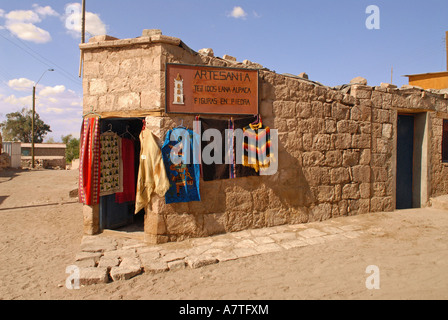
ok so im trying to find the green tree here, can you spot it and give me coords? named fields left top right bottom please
left=62, top=134, right=80, bottom=164
left=45, top=137, right=57, bottom=143
left=0, top=108, right=51, bottom=143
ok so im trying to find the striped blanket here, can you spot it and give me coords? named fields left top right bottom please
left=242, top=122, right=271, bottom=172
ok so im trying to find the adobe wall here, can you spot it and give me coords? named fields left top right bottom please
left=80, top=30, right=448, bottom=243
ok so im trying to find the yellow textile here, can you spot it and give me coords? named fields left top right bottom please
left=135, top=129, right=170, bottom=213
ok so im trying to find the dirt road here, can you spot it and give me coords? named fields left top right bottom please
left=0, top=169, right=447, bottom=300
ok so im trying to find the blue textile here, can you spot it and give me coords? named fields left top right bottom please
left=162, top=128, right=201, bottom=204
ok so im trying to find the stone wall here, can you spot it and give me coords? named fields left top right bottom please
left=80, top=30, right=448, bottom=243
left=430, top=113, right=448, bottom=197
left=0, top=153, right=10, bottom=170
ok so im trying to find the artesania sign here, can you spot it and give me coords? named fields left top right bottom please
left=165, top=63, right=259, bottom=115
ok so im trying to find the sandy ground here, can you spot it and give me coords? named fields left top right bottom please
left=0, top=168, right=447, bottom=300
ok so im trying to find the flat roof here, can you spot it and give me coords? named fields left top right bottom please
left=21, top=156, right=65, bottom=160
left=404, top=71, right=448, bottom=77
left=21, top=143, right=66, bottom=148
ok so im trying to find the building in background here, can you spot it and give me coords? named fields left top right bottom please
left=404, top=31, right=448, bottom=90
left=21, top=143, right=66, bottom=169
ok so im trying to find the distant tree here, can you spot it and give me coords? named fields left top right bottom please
left=62, top=134, right=80, bottom=164
left=0, top=108, right=51, bottom=143
left=45, top=137, right=57, bottom=143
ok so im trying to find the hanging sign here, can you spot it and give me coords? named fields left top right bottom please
left=165, top=63, right=259, bottom=115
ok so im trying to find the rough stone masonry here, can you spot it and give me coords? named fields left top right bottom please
left=79, top=29, right=448, bottom=244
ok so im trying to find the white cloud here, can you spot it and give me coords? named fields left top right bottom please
left=5, top=21, right=52, bottom=43
left=0, top=81, right=83, bottom=141
left=228, top=6, right=247, bottom=19
left=3, top=94, right=32, bottom=107
left=32, top=4, right=59, bottom=18
left=39, top=85, right=66, bottom=97
left=5, top=10, right=41, bottom=23
left=45, top=106, right=64, bottom=113
left=64, top=3, right=107, bottom=38
left=2, top=6, right=58, bottom=44
left=8, top=78, right=35, bottom=91
left=1, top=82, right=81, bottom=114
left=49, top=117, right=82, bottom=140
left=70, top=101, right=82, bottom=107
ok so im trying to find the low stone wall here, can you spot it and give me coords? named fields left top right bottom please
left=0, top=153, right=10, bottom=170
left=21, top=158, right=66, bottom=169
left=80, top=30, right=448, bottom=243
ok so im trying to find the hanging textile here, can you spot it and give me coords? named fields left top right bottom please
left=135, top=129, right=170, bottom=213
left=99, top=132, right=123, bottom=196
left=115, top=138, right=136, bottom=204
left=232, top=116, right=259, bottom=178
left=193, top=115, right=203, bottom=177
left=79, top=117, right=101, bottom=205
left=200, top=116, right=259, bottom=181
left=228, top=118, right=235, bottom=179
left=242, top=120, right=272, bottom=172
left=162, top=128, right=201, bottom=204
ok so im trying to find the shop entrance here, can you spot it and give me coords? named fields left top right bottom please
left=396, top=113, right=429, bottom=209
left=98, top=118, right=144, bottom=232
left=396, top=114, right=414, bottom=209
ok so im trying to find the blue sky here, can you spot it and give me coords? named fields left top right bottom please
left=1, top=0, right=448, bottom=141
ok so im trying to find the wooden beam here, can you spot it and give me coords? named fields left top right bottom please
left=82, top=109, right=165, bottom=119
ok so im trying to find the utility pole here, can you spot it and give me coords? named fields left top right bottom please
left=31, top=69, right=54, bottom=168
left=31, top=85, right=36, bottom=168
left=79, top=0, right=86, bottom=77
left=446, top=31, right=448, bottom=71
left=391, top=66, right=393, bottom=84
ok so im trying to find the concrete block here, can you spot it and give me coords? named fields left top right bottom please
left=186, top=256, right=219, bottom=269
left=143, top=260, right=169, bottom=274
left=232, top=248, right=259, bottom=259
left=98, top=257, right=120, bottom=270
left=79, top=267, right=109, bottom=285
left=298, top=228, right=327, bottom=238
left=269, top=232, right=297, bottom=242
left=75, top=251, right=103, bottom=263
left=280, top=239, right=308, bottom=250
left=214, top=251, right=238, bottom=262
left=162, top=251, right=187, bottom=263
left=254, top=243, right=283, bottom=254
left=110, top=265, right=142, bottom=281
left=167, top=260, right=186, bottom=271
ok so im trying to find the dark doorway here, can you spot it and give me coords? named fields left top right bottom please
left=396, top=115, right=414, bottom=209
left=99, top=118, right=144, bottom=231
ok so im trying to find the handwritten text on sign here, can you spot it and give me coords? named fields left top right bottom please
left=166, top=64, right=259, bottom=115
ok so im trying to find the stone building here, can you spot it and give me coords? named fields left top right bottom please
left=21, top=143, right=66, bottom=169
left=79, top=29, right=448, bottom=244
